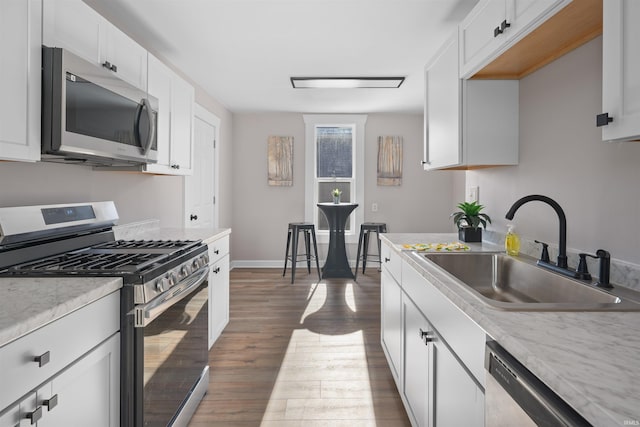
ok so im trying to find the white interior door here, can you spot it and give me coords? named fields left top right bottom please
left=184, top=105, right=220, bottom=229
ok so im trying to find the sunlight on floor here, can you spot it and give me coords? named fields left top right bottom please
left=261, top=281, right=375, bottom=425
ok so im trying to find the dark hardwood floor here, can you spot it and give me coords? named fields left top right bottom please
left=189, top=267, right=411, bottom=426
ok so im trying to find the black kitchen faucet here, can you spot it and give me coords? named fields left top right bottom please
left=505, top=194, right=612, bottom=286
left=505, top=194, right=573, bottom=277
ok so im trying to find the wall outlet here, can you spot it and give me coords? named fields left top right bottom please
left=468, top=186, right=479, bottom=203
left=372, top=202, right=379, bottom=212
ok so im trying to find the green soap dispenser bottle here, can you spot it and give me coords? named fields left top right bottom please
left=505, top=225, right=520, bottom=256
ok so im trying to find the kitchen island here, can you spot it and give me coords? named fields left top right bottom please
left=382, top=233, right=640, bottom=426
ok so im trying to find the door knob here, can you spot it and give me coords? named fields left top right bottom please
left=190, top=214, right=198, bottom=221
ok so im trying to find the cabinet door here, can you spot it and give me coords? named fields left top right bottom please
left=40, top=333, right=120, bottom=427
left=42, top=0, right=104, bottom=65
left=381, top=269, right=403, bottom=386
left=459, top=0, right=507, bottom=77
left=0, top=0, right=41, bottom=162
left=425, top=34, right=461, bottom=170
left=104, top=25, right=148, bottom=90
left=432, top=336, right=484, bottom=427
left=601, top=0, right=640, bottom=142
left=170, top=75, right=195, bottom=174
left=402, top=295, right=430, bottom=427
left=0, top=394, right=38, bottom=427
left=146, top=54, right=173, bottom=172
left=209, top=254, right=230, bottom=348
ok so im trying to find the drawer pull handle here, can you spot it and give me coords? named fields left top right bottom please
left=213, top=267, right=221, bottom=274
left=43, top=394, right=59, bottom=411
left=214, top=249, right=220, bottom=255
left=34, top=351, right=50, bottom=367
left=419, top=328, right=433, bottom=344
left=384, top=257, right=390, bottom=263
left=26, top=406, right=43, bottom=424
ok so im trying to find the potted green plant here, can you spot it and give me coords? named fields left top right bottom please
left=451, top=201, right=491, bottom=242
left=331, top=188, right=342, bottom=204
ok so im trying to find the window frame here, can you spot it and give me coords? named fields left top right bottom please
left=304, top=114, right=366, bottom=245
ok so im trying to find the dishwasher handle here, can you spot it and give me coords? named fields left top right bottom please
left=485, top=341, right=592, bottom=427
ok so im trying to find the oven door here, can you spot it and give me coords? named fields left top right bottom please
left=134, top=267, right=209, bottom=426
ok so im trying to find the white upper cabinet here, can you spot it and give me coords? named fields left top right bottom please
left=0, top=0, right=41, bottom=162
left=459, top=0, right=570, bottom=78
left=145, top=54, right=173, bottom=173
left=424, top=32, right=519, bottom=170
left=144, top=54, right=194, bottom=175
left=43, top=0, right=147, bottom=90
left=170, top=75, right=195, bottom=174
left=600, top=0, right=640, bottom=142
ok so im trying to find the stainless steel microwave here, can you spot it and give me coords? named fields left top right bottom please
left=41, top=46, right=158, bottom=166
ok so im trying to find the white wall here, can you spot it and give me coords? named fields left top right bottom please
left=231, top=112, right=461, bottom=264
left=467, top=36, right=640, bottom=266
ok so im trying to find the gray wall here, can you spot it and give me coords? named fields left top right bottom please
left=467, top=36, right=640, bottom=266
left=231, top=112, right=461, bottom=264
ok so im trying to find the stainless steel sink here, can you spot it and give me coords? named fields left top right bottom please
left=415, top=252, right=640, bottom=311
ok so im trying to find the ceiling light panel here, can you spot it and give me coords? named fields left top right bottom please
left=291, top=77, right=405, bottom=89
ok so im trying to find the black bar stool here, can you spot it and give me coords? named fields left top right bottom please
left=282, top=222, right=321, bottom=284
left=354, top=222, right=387, bottom=280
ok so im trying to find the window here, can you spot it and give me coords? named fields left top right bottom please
left=304, top=115, right=366, bottom=243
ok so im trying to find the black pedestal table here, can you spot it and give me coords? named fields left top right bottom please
left=317, top=203, right=358, bottom=279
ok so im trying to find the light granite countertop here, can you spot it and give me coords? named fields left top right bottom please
left=382, top=233, right=640, bottom=427
left=0, top=277, right=122, bottom=348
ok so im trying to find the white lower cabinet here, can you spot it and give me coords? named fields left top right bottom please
left=402, top=295, right=430, bottom=427
left=208, top=235, right=230, bottom=348
left=381, top=241, right=486, bottom=427
left=0, top=292, right=120, bottom=427
left=432, top=336, right=484, bottom=427
left=38, top=333, right=120, bottom=427
left=381, top=268, right=403, bottom=385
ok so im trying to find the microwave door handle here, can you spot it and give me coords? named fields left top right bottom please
left=141, top=98, right=155, bottom=156
left=134, top=98, right=155, bottom=156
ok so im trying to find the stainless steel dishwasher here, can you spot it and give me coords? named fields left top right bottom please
left=485, top=341, right=592, bottom=426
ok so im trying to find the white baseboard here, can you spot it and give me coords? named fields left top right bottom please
left=231, top=260, right=283, bottom=269
left=230, top=259, right=380, bottom=269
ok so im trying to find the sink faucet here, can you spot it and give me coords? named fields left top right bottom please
left=505, top=195, right=571, bottom=274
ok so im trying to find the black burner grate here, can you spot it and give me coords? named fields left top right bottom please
left=8, top=251, right=164, bottom=274
left=94, top=240, right=195, bottom=250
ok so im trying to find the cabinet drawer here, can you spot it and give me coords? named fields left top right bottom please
left=0, top=291, right=119, bottom=410
left=208, top=235, right=229, bottom=265
left=402, top=261, right=486, bottom=386
left=381, top=242, right=401, bottom=283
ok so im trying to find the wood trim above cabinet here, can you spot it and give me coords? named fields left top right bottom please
left=472, top=0, right=602, bottom=80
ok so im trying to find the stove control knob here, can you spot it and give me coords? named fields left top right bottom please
left=203, top=254, right=210, bottom=265
left=181, top=265, right=191, bottom=277
left=168, top=272, right=177, bottom=286
left=155, top=279, right=164, bottom=293
left=192, top=259, right=200, bottom=270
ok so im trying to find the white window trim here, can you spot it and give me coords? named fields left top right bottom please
left=303, top=114, right=367, bottom=245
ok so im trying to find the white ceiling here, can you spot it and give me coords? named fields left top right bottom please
left=85, top=0, right=478, bottom=114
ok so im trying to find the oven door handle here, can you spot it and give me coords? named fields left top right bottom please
left=132, top=266, right=209, bottom=328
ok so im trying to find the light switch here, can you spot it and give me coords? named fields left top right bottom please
left=468, top=186, right=479, bottom=203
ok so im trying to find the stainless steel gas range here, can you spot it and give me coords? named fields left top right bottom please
left=0, top=201, right=210, bottom=427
